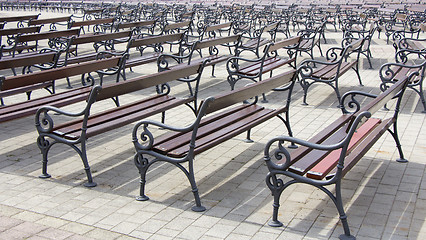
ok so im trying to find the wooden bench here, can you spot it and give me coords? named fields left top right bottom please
left=157, top=34, right=241, bottom=78
left=237, top=21, right=279, bottom=58
left=28, top=16, right=73, bottom=30
left=0, top=14, right=40, bottom=28
left=263, top=71, right=415, bottom=239
left=0, top=55, right=124, bottom=120
left=35, top=61, right=208, bottom=187
left=393, top=37, right=426, bottom=53
left=382, top=50, right=426, bottom=113
left=226, top=36, right=300, bottom=101
left=132, top=68, right=298, bottom=211
left=0, top=49, right=61, bottom=105
left=114, top=20, right=156, bottom=35
left=69, top=17, right=115, bottom=34
left=0, top=25, right=42, bottom=46
left=298, top=38, right=365, bottom=107
left=1, top=28, right=81, bottom=58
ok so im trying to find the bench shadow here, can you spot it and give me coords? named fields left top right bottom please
left=258, top=155, right=425, bottom=239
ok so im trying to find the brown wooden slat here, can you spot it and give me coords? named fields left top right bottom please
left=306, top=118, right=382, bottom=179
left=1, top=57, right=120, bottom=90
left=267, top=36, right=301, bottom=53
left=288, top=126, right=348, bottom=175
left=71, top=30, right=131, bottom=45
left=163, top=21, right=191, bottom=31
left=96, top=62, right=202, bottom=101
left=194, top=35, right=240, bottom=50
left=129, top=33, right=184, bottom=48
left=0, top=15, right=39, bottom=22
left=0, top=52, right=56, bottom=70
left=0, top=26, right=41, bottom=36
left=116, top=20, right=155, bottom=30
left=277, top=115, right=352, bottom=165
left=205, top=69, right=296, bottom=114
left=154, top=105, right=266, bottom=155
left=29, top=16, right=71, bottom=26
left=18, top=28, right=80, bottom=42
left=71, top=18, right=115, bottom=28
left=327, top=118, right=395, bottom=179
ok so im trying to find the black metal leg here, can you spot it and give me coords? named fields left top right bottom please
left=134, top=153, right=150, bottom=201
left=37, top=136, right=52, bottom=179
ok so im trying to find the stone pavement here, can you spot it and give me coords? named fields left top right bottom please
left=0, top=9, right=426, bottom=240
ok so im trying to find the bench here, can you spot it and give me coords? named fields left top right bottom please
left=1, top=28, right=81, bottom=59
left=114, top=20, right=156, bottom=35
left=0, top=25, right=42, bottom=46
left=132, top=68, right=298, bottom=211
left=157, top=34, right=241, bottom=78
left=382, top=50, right=426, bottom=113
left=298, top=38, right=365, bottom=108
left=263, top=71, right=414, bottom=239
left=69, top=17, right=115, bottom=34
left=393, top=37, right=426, bottom=53
left=226, top=36, right=300, bottom=101
left=28, top=16, right=73, bottom=31
left=35, top=61, right=208, bottom=187
left=237, top=21, right=279, bottom=58
left=0, top=14, right=40, bottom=28
left=0, top=55, right=124, bottom=120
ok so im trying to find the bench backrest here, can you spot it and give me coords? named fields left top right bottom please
left=71, top=30, right=132, bottom=45
left=0, top=51, right=58, bottom=70
left=95, top=62, right=205, bottom=101
left=203, top=69, right=297, bottom=114
left=17, top=28, right=81, bottom=43
left=115, top=20, right=155, bottom=31
left=0, top=56, right=121, bottom=91
left=163, top=20, right=191, bottom=32
left=0, top=14, right=40, bottom=23
left=0, top=26, right=42, bottom=37
left=70, top=17, right=115, bottom=28
left=266, top=36, right=301, bottom=53
left=127, top=32, right=184, bottom=49
left=193, top=34, right=241, bottom=51
left=28, top=16, right=72, bottom=26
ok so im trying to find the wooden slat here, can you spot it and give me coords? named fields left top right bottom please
left=267, top=36, right=301, bottom=53
left=28, top=16, right=71, bottom=26
left=205, top=69, right=296, bottom=114
left=71, top=17, right=114, bottom=28
left=306, top=118, right=382, bottom=179
left=1, top=57, right=120, bottom=90
left=71, top=30, right=131, bottom=45
left=0, top=26, right=41, bottom=36
left=194, top=35, right=240, bottom=50
left=163, top=21, right=191, bottom=31
left=96, top=62, right=202, bottom=101
left=205, top=22, right=232, bottom=32
left=0, top=14, right=39, bottom=22
left=129, top=32, right=183, bottom=48
left=18, top=28, right=80, bottom=42
left=116, top=20, right=155, bottom=29
left=0, top=51, right=56, bottom=70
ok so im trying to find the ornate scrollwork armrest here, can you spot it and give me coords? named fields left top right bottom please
left=340, top=91, right=377, bottom=114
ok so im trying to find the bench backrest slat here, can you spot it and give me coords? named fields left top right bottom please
left=267, top=36, right=301, bottom=53
left=1, top=56, right=120, bottom=90
left=263, top=22, right=279, bottom=32
left=194, top=35, right=240, bottom=50
left=129, top=32, right=184, bottom=48
left=70, top=17, right=115, bottom=28
left=18, top=28, right=80, bottom=42
left=204, top=22, right=232, bottom=32
left=28, top=16, right=72, bottom=26
left=0, top=51, right=57, bottom=70
left=205, top=69, right=296, bottom=114
left=163, top=21, right=191, bottom=31
left=0, top=14, right=39, bottom=22
left=96, top=63, right=203, bottom=101
left=116, top=20, right=155, bottom=30
left=0, top=26, right=42, bottom=36
left=71, top=30, right=132, bottom=45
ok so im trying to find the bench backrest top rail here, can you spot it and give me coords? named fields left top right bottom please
left=96, top=62, right=203, bottom=101
left=71, top=30, right=132, bottom=45
left=204, top=69, right=296, bottom=114
left=18, top=28, right=81, bottom=42
left=163, top=21, right=191, bottom=31
left=0, top=14, right=40, bottom=22
left=263, top=22, right=279, bottom=32
left=0, top=26, right=42, bottom=36
left=128, top=32, right=184, bottom=48
left=193, top=34, right=241, bottom=50
left=116, top=20, right=155, bottom=30
left=0, top=56, right=121, bottom=91
left=28, top=16, right=72, bottom=26
left=0, top=51, right=57, bottom=70
left=70, top=17, right=115, bottom=28
left=204, top=22, right=232, bottom=32
left=267, top=36, right=301, bottom=53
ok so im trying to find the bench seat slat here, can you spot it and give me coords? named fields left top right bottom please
left=166, top=106, right=282, bottom=157
left=154, top=104, right=266, bottom=155
left=239, top=57, right=293, bottom=76
left=277, top=115, right=352, bottom=166
left=313, top=61, right=356, bottom=79
left=306, top=118, right=382, bottom=180
left=326, top=118, right=395, bottom=179
left=54, top=95, right=192, bottom=140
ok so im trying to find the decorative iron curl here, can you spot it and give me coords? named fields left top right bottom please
left=81, top=72, right=95, bottom=86
left=298, top=64, right=314, bottom=78
left=36, top=110, right=54, bottom=133
left=379, top=64, right=397, bottom=82
left=157, top=56, right=169, bottom=70
left=156, top=83, right=171, bottom=94
left=133, top=152, right=149, bottom=170
left=325, top=48, right=339, bottom=62
left=395, top=51, right=408, bottom=64
left=226, top=59, right=240, bottom=74
left=209, top=45, right=219, bottom=56
left=265, top=172, right=284, bottom=192
left=37, top=136, right=50, bottom=150
left=134, top=124, right=155, bottom=150
left=341, top=93, right=362, bottom=114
